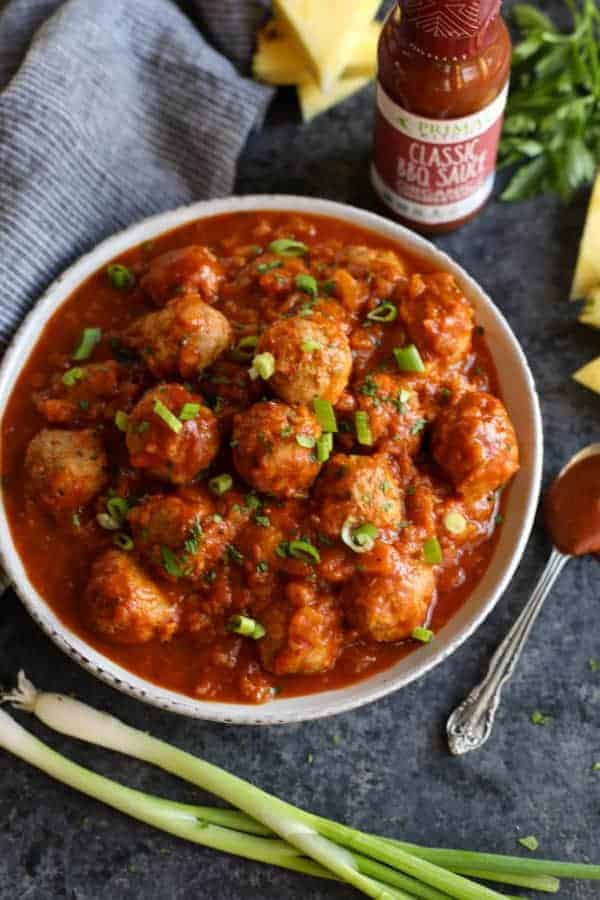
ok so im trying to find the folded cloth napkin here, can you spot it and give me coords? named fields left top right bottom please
left=0, top=0, right=273, bottom=346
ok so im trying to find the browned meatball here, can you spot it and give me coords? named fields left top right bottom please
left=140, top=245, right=224, bottom=305
left=314, top=453, right=404, bottom=539
left=232, top=401, right=322, bottom=498
left=398, top=273, right=474, bottom=365
left=355, top=372, right=427, bottom=456
left=344, top=559, right=435, bottom=642
left=129, top=488, right=250, bottom=582
left=123, top=292, right=232, bottom=379
left=431, top=390, right=519, bottom=499
left=256, top=311, right=352, bottom=405
left=258, top=581, right=342, bottom=675
left=83, top=550, right=178, bottom=644
left=25, top=429, right=108, bottom=515
left=33, top=360, right=142, bottom=425
left=126, top=384, right=219, bottom=484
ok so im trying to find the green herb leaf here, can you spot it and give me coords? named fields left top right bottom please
left=518, top=836, right=539, bottom=852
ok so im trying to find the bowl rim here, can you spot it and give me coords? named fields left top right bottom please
left=0, top=194, right=543, bottom=725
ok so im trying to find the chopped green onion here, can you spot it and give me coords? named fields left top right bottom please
left=531, top=711, right=552, bottom=726
left=288, top=540, right=321, bottom=564
left=410, top=418, right=427, bottom=436
left=250, top=352, right=275, bottom=381
left=354, top=411, right=373, bottom=446
left=394, top=344, right=425, bottom=373
left=227, top=615, right=266, bottom=640
left=296, top=434, right=316, bottom=449
left=161, top=546, right=184, bottom=578
left=113, top=532, right=134, bottom=551
left=301, top=339, right=322, bottom=353
left=367, top=303, right=398, bottom=323
left=320, top=279, right=336, bottom=296
left=153, top=399, right=182, bottom=434
left=255, top=514, right=271, bottom=528
left=256, top=561, right=269, bottom=574
left=316, top=433, right=333, bottom=463
left=296, top=274, right=318, bottom=298
left=209, top=474, right=233, bottom=495
left=62, top=367, right=86, bottom=387
left=96, top=512, right=120, bottom=531
left=589, top=657, right=600, bottom=673
left=106, top=263, right=135, bottom=290
left=257, top=260, right=282, bottom=274
left=231, top=335, right=259, bottom=361
left=268, top=238, right=308, bottom=256
left=592, top=762, right=600, bottom=772
left=423, top=537, right=443, bottom=565
left=444, top=511, right=467, bottom=535
left=72, top=327, right=102, bottom=361
left=313, top=397, right=337, bottom=433
left=227, top=544, right=245, bottom=565
left=114, top=411, right=129, bottom=432
left=71, top=514, right=81, bottom=528
left=244, top=493, right=261, bottom=510
left=179, top=403, right=201, bottom=422
left=518, top=837, right=539, bottom=853
left=412, top=627, right=434, bottom=644
left=107, top=497, right=129, bottom=524
left=341, top=519, right=378, bottom=554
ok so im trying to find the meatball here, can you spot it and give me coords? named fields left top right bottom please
left=258, top=582, right=343, bottom=676
left=123, top=291, right=232, bottom=379
left=25, top=429, right=108, bottom=515
left=33, top=360, right=142, bottom=424
left=83, top=550, right=178, bottom=644
left=140, top=245, right=224, bottom=305
left=431, top=390, right=519, bottom=499
left=344, top=560, right=435, bottom=642
left=355, top=372, right=427, bottom=456
left=398, top=272, right=474, bottom=365
left=129, top=488, right=250, bottom=582
left=256, top=312, right=352, bottom=405
left=314, top=453, right=404, bottom=539
left=232, top=401, right=322, bottom=498
left=126, top=384, right=219, bottom=484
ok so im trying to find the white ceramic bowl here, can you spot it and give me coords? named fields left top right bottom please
left=0, top=195, right=543, bottom=724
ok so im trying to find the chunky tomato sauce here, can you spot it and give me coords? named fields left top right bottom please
left=1, top=211, right=519, bottom=703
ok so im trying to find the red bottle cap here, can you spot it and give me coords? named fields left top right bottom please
left=399, top=0, right=502, bottom=60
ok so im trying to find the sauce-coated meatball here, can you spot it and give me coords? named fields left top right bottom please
left=344, top=560, right=435, bottom=642
left=256, top=312, right=352, bottom=405
left=355, top=372, right=427, bottom=456
left=398, top=273, right=474, bottom=365
left=258, top=582, right=342, bottom=675
left=124, top=292, right=232, bottom=379
left=314, top=453, right=404, bottom=538
left=129, top=488, right=250, bottom=581
left=83, top=549, right=178, bottom=644
left=25, top=428, right=108, bottom=515
left=431, top=390, right=519, bottom=499
left=232, top=401, right=322, bottom=498
left=126, top=384, right=219, bottom=484
left=140, top=245, right=224, bottom=305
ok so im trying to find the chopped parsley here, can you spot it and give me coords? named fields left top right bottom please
left=184, top=519, right=203, bottom=555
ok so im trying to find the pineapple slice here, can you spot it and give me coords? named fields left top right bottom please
left=298, top=75, right=372, bottom=122
left=254, top=18, right=381, bottom=86
left=579, top=286, right=600, bottom=330
left=571, top=171, right=600, bottom=301
left=273, top=0, right=380, bottom=91
left=573, top=356, right=600, bottom=395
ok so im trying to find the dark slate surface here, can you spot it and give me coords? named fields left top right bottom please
left=1, top=9, right=599, bottom=900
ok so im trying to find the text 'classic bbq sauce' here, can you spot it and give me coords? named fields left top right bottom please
left=372, top=0, right=511, bottom=234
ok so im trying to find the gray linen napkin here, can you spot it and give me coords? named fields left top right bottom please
left=0, top=0, right=273, bottom=345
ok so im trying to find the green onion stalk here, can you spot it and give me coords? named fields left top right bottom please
left=4, top=674, right=600, bottom=897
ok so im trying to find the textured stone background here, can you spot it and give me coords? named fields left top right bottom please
left=1, top=1, right=599, bottom=898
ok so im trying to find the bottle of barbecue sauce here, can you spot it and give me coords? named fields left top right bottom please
left=372, top=0, right=511, bottom=234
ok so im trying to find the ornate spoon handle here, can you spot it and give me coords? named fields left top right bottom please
left=447, top=547, right=570, bottom=755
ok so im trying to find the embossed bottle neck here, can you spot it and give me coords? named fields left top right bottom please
left=396, top=0, right=502, bottom=61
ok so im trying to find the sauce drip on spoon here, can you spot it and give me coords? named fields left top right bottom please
left=545, top=455, right=600, bottom=556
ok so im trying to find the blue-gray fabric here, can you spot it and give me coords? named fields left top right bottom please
left=0, top=0, right=273, bottom=345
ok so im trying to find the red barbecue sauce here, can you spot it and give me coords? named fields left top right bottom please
left=545, top=455, right=600, bottom=557
left=372, top=0, right=512, bottom=234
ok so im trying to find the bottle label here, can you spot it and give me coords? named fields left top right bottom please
left=372, top=82, right=508, bottom=225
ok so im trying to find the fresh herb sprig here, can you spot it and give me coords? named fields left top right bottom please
left=500, top=0, right=600, bottom=202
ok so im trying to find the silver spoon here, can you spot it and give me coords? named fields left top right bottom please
left=446, top=442, right=600, bottom=756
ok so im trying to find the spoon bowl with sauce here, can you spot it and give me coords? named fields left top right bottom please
left=447, top=443, right=600, bottom=755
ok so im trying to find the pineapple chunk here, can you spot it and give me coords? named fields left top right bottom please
left=579, top=286, right=600, bottom=329
left=299, top=75, right=372, bottom=122
left=571, top=171, right=600, bottom=300
left=273, top=0, right=381, bottom=91
left=254, top=18, right=381, bottom=86
left=573, top=356, right=600, bottom=395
